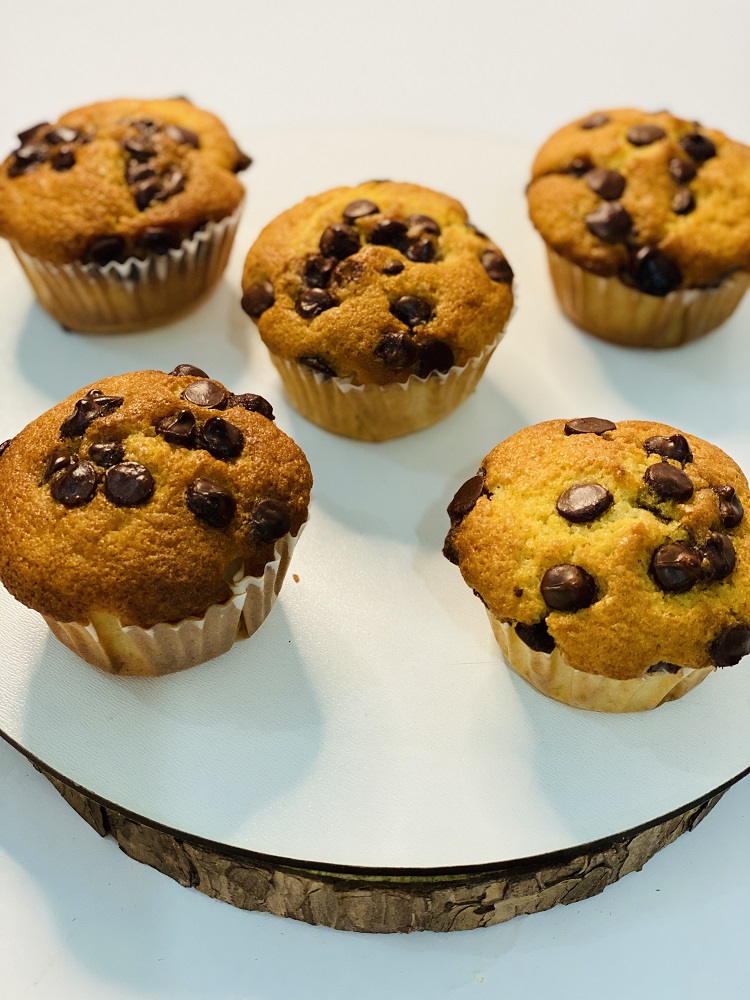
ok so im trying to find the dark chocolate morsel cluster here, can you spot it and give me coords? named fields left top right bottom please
left=6, top=122, right=92, bottom=179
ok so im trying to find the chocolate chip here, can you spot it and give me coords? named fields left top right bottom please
left=647, top=662, right=682, bottom=674
left=50, top=461, right=98, bottom=507
left=564, top=418, right=616, bottom=436
left=628, top=247, right=682, bottom=296
left=138, top=226, right=182, bottom=254
left=0, top=440, right=11, bottom=458
left=644, top=435, right=692, bottom=465
left=200, top=417, right=244, bottom=460
left=169, top=364, right=209, bottom=377
left=250, top=499, right=291, bottom=542
left=383, top=260, right=404, bottom=276
left=668, top=157, right=697, bottom=184
left=481, top=250, right=514, bottom=283
left=298, top=355, right=336, bottom=378
left=331, top=258, right=365, bottom=286
left=104, top=462, right=155, bottom=506
left=585, top=201, right=632, bottom=242
left=714, top=485, right=744, bottom=529
left=123, top=138, right=156, bottom=161
left=581, top=113, right=610, bottom=129
left=568, top=156, right=593, bottom=177
left=134, top=179, right=163, bottom=211
left=703, top=531, right=736, bottom=580
left=17, top=122, right=49, bottom=144
left=241, top=281, right=275, bottom=318
left=165, top=124, right=200, bottom=148
left=43, top=450, right=76, bottom=481
left=541, top=564, right=596, bottom=612
left=154, top=170, right=185, bottom=201
left=88, top=441, right=125, bottom=467
left=228, top=393, right=274, bottom=420
left=51, top=148, right=76, bottom=171
left=369, top=219, right=408, bottom=248
left=644, top=462, right=694, bottom=502
left=391, top=295, right=432, bottom=328
left=627, top=124, right=666, bottom=146
left=60, top=389, right=124, bottom=438
left=672, top=188, right=695, bottom=215
left=556, top=483, right=613, bottom=523
left=182, top=379, right=227, bottom=409
left=418, top=339, right=454, bottom=377
left=585, top=167, right=626, bottom=200
left=342, top=199, right=379, bottom=220
left=709, top=624, right=750, bottom=667
left=319, top=223, right=360, bottom=259
left=374, top=331, right=419, bottom=370
left=442, top=532, right=460, bottom=565
left=303, top=254, right=337, bottom=289
left=156, top=410, right=196, bottom=447
left=233, top=151, right=253, bottom=173
left=186, top=479, right=236, bottom=528
left=8, top=144, right=47, bottom=176
left=406, top=214, right=441, bottom=236
left=406, top=236, right=437, bottom=263
left=125, top=161, right=156, bottom=185
left=515, top=621, right=556, bottom=653
left=84, top=235, right=127, bottom=266
left=679, top=133, right=716, bottom=163
left=296, top=288, right=338, bottom=318
left=131, top=118, right=158, bottom=135
left=650, top=542, right=702, bottom=592
left=447, top=473, right=486, bottom=525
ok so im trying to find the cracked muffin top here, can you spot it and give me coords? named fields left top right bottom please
left=527, top=109, right=750, bottom=292
left=0, top=367, right=312, bottom=628
left=444, top=418, right=750, bottom=680
left=0, top=98, right=251, bottom=265
left=241, top=181, right=514, bottom=386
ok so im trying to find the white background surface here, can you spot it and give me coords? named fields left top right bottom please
left=1, top=1, right=749, bottom=997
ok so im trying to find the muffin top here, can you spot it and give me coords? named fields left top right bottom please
left=241, top=181, right=514, bottom=386
left=0, top=98, right=251, bottom=265
left=0, top=368, right=312, bottom=628
left=527, top=108, right=750, bottom=292
left=444, top=418, right=750, bottom=679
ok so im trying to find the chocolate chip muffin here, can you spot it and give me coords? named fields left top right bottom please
left=0, top=367, right=311, bottom=676
left=241, top=181, right=514, bottom=440
left=444, top=418, right=750, bottom=712
left=527, top=109, right=750, bottom=347
left=0, top=98, right=251, bottom=333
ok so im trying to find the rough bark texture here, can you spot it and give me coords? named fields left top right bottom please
left=38, top=765, right=725, bottom=934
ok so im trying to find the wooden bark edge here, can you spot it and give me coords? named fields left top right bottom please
left=38, top=764, right=724, bottom=934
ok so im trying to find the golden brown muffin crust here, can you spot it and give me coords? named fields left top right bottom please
left=446, top=419, right=750, bottom=679
left=0, top=98, right=250, bottom=264
left=527, top=109, right=750, bottom=290
left=0, top=370, right=312, bottom=628
left=241, top=181, right=514, bottom=386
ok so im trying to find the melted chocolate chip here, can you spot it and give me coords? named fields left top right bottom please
left=60, top=389, right=124, bottom=438
left=406, top=236, right=437, bottom=262
left=672, top=189, right=695, bottom=215
left=169, top=364, right=208, bottom=378
left=104, top=462, right=155, bottom=506
left=319, top=223, right=360, bottom=259
left=138, top=226, right=182, bottom=254
left=374, top=331, right=419, bottom=370
left=186, top=479, right=236, bottom=528
left=17, top=122, right=49, bottom=144
left=45, top=126, right=79, bottom=145
left=126, top=160, right=156, bottom=185
left=564, top=417, right=616, bottom=436
left=406, top=214, right=441, bottom=236
left=369, top=219, right=408, bottom=248
left=541, top=564, right=596, bottom=612
left=480, top=250, right=513, bottom=284
left=627, top=124, right=666, bottom=146
left=703, top=532, right=736, bottom=579
left=233, top=150, right=253, bottom=173
left=709, top=624, right=750, bottom=667
left=679, top=133, right=716, bottom=163
left=647, top=662, right=682, bottom=674
left=442, top=533, right=460, bottom=565
left=391, top=295, right=432, bottom=328
left=585, top=201, right=632, bottom=242
left=50, top=461, right=98, bottom=507
left=418, top=339, right=455, bottom=377
left=715, top=485, right=744, bottom=529
left=134, top=179, right=163, bottom=211
left=123, top=137, right=156, bottom=161
left=0, top=439, right=11, bottom=458
left=156, top=410, right=196, bottom=447
left=250, top=499, right=291, bottom=542
left=628, top=247, right=682, bottom=296
left=568, top=156, right=593, bottom=177
left=585, top=167, right=626, bottom=200
left=515, top=621, right=556, bottom=653
left=165, top=124, right=200, bottom=148
left=383, top=260, right=404, bottom=276
left=342, top=199, right=379, bottom=220
left=182, top=379, right=227, bottom=409
left=9, top=144, right=48, bottom=176
left=644, top=462, right=694, bottom=502
left=83, top=235, right=127, bottom=266
left=644, top=434, right=692, bottom=464
left=43, top=450, right=76, bottom=481
left=296, top=288, right=338, bottom=318
left=298, top=355, right=336, bottom=378
left=155, top=170, right=185, bottom=201
left=650, top=542, right=702, bottom=592
left=228, top=393, right=274, bottom=420
left=200, top=417, right=244, bottom=460
left=241, top=281, right=275, bottom=318
left=51, top=148, right=76, bottom=171
left=556, top=483, right=613, bottom=523
left=303, top=254, right=337, bottom=289
left=88, top=441, right=125, bottom=467
left=581, top=113, right=610, bottom=129
left=668, top=157, right=697, bottom=184
left=447, top=473, right=486, bottom=525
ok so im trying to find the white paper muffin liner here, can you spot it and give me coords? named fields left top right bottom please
left=489, top=614, right=713, bottom=713
left=43, top=530, right=299, bottom=677
left=12, top=203, right=242, bottom=334
left=546, top=248, right=750, bottom=349
left=270, top=334, right=501, bottom=442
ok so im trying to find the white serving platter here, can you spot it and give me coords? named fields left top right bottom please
left=0, top=127, right=748, bottom=872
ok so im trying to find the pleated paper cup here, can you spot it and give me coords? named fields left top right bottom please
left=489, top=613, right=713, bottom=713
left=12, top=204, right=242, bottom=334
left=546, top=248, right=750, bottom=349
left=43, top=530, right=299, bottom=677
